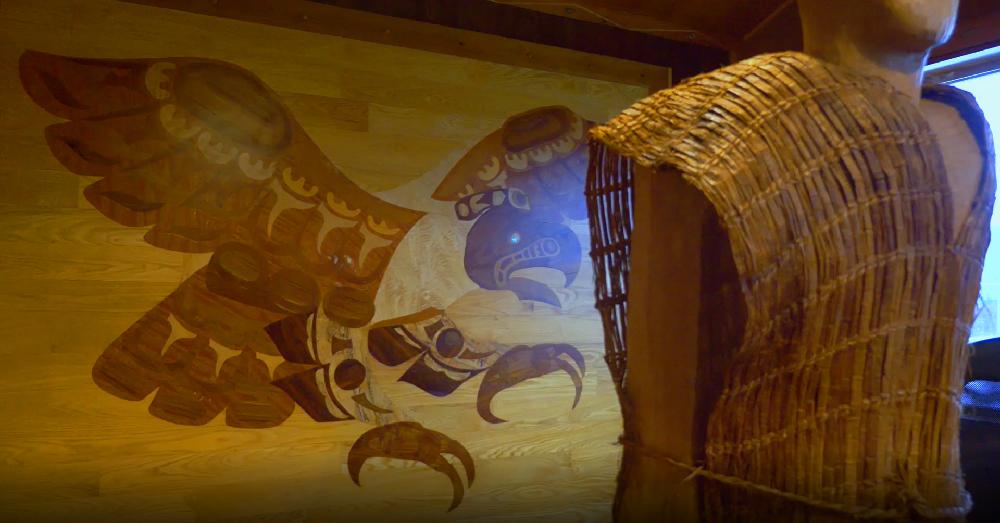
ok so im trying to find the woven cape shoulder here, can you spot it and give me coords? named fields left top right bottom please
left=584, top=50, right=995, bottom=520
left=591, top=52, right=898, bottom=175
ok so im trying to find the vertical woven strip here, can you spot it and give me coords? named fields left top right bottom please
left=585, top=51, right=996, bottom=521
left=585, top=141, right=633, bottom=405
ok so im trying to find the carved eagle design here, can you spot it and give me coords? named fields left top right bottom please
left=19, top=50, right=589, bottom=511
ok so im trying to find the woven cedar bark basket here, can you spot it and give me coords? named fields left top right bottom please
left=585, top=52, right=996, bottom=521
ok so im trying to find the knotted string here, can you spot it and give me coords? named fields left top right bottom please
left=617, top=436, right=970, bottom=520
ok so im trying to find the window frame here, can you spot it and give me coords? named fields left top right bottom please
left=926, top=44, right=1000, bottom=84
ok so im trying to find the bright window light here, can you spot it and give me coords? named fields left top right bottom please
left=953, top=70, right=1000, bottom=342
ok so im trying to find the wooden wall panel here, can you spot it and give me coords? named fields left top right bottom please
left=125, top=0, right=690, bottom=87
left=0, top=0, right=647, bottom=521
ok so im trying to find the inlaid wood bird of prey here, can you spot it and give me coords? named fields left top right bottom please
left=19, top=50, right=590, bottom=511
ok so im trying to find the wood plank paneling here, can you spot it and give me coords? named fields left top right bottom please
left=493, top=0, right=789, bottom=49
left=125, top=0, right=683, bottom=88
left=306, top=0, right=725, bottom=80
left=0, top=0, right=638, bottom=521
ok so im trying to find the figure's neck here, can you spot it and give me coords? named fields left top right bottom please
left=804, top=36, right=928, bottom=102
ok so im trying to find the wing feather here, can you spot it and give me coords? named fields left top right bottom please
left=21, top=50, right=423, bottom=251
left=22, top=50, right=427, bottom=428
left=19, top=50, right=158, bottom=119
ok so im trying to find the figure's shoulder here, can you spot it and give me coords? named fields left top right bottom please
left=923, top=83, right=994, bottom=160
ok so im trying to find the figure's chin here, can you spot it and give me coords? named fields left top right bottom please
left=881, top=0, right=958, bottom=51
left=897, top=28, right=953, bottom=52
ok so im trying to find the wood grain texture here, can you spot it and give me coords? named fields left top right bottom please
left=304, top=0, right=723, bottom=81
left=125, top=0, right=680, bottom=88
left=0, top=0, right=642, bottom=521
left=494, top=0, right=788, bottom=49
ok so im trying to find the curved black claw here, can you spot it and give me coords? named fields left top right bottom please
left=347, top=422, right=475, bottom=511
left=477, top=343, right=586, bottom=424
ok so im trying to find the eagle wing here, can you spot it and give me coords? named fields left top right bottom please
left=20, top=51, right=425, bottom=427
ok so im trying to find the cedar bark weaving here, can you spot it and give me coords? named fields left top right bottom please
left=586, top=51, right=996, bottom=520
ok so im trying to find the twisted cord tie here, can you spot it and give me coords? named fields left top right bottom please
left=617, top=436, right=970, bottom=520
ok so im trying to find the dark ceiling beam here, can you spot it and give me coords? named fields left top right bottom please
left=125, top=0, right=731, bottom=89
left=734, top=0, right=1000, bottom=64
left=124, top=0, right=673, bottom=88
left=307, top=0, right=728, bottom=81
left=732, top=1, right=800, bottom=61
left=931, top=0, right=1000, bottom=62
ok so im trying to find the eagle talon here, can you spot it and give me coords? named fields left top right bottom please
left=347, top=422, right=475, bottom=512
left=477, top=343, right=586, bottom=424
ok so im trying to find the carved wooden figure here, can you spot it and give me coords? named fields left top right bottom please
left=586, top=0, right=994, bottom=521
